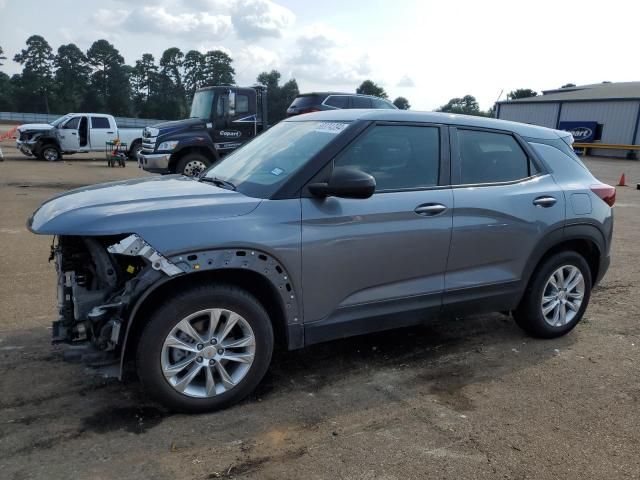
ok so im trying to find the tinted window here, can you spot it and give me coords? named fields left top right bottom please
left=236, top=94, right=249, bottom=114
left=91, top=117, right=110, bottom=129
left=334, top=125, right=440, bottom=191
left=372, top=98, right=395, bottom=109
left=62, top=117, right=80, bottom=129
left=324, top=95, right=349, bottom=108
left=458, top=130, right=529, bottom=184
left=351, top=96, right=372, bottom=108
left=289, top=95, right=320, bottom=108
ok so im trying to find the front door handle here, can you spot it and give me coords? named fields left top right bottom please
left=533, top=196, right=557, bottom=208
left=107, top=131, right=114, bottom=134
left=414, top=203, right=447, bottom=216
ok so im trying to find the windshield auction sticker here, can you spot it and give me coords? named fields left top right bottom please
left=314, top=122, right=349, bottom=134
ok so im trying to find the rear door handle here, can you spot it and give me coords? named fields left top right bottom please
left=107, top=131, right=114, bottom=134
left=533, top=196, right=557, bottom=207
left=414, top=203, right=447, bottom=216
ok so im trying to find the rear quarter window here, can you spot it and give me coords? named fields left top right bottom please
left=324, top=95, right=349, bottom=108
left=372, top=98, right=396, bottom=109
left=289, top=95, right=320, bottom=108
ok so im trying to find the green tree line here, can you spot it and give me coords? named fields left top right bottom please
left=0, top=36, right=415, bottom=122
left=0, top=35, right=300, bottom=122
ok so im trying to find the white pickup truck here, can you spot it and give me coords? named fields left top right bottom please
left=16, top=113, right=144, bottom=162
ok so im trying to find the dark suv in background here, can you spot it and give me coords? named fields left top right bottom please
left=286, top=92, right=397, bottom=117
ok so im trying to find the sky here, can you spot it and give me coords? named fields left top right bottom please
left=1, top=0, right=639, bottom=111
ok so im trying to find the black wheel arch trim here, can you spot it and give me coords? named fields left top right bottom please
left=519, top=222, right=607, bottom=300
left=118, top=247, right=301, bottom=379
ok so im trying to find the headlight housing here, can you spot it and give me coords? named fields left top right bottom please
left=157, top=140, right=179, bottom=151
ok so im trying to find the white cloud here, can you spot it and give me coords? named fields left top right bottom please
left=288, top=23, right=370, bottom=85
left=235, top=45, right=281, bottom=84
left=124, top=6, right=232, bottom=40
left=397, top=75, right=415, bottom=88
left=91, top=8, right=130, bottom=28
left=197, top=45, right=233, bottom=56
left=231, top=0, right=295, bottom=40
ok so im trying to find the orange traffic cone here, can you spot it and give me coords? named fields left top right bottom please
left=617, top=173, right=627, bottom=187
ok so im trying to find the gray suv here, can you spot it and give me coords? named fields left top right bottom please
left=28, top=110, right=614, bottom=412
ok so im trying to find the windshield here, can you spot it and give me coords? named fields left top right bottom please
left=203, top=120, right=350, bottom=198
left=190, top=90, right=215, bottom=120
left=50, top=114, right=72, bottom=127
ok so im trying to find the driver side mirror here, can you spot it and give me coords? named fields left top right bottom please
left=308, top=167, right=376, bottom=199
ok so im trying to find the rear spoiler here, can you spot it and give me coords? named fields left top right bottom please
left=555, top=129, right=574, bottom=146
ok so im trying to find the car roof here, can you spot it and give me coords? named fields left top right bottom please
left=297, top=92, right=391, bottom=100
left=284, top=109, right=566, bottom=140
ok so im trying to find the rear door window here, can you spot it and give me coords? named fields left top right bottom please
left=351, top=96, right=372, bottom=108
left=457, top=129, right=532, bottom=184
left=91, top=117, right=111, bottom=129
left=324, top=95, right=349, bottom=108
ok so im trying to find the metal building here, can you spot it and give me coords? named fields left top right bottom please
left=496, top=82, right=640, bottom=157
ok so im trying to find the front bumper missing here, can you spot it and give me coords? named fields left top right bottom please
left=107, top=234, right=183, bottom=276
left=52, top=234, right=182, bottom=372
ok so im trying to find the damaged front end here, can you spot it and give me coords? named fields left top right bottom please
left=51, top=234, right=183, bottom=367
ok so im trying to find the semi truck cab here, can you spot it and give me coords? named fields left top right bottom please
left=139, top=85, right=268, bottom=176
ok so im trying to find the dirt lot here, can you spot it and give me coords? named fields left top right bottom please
left=1, top=137, right=639, bottom=480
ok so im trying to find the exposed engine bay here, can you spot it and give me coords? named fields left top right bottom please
left=51, top=234, right=181, bottom=362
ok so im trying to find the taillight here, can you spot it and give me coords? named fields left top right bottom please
left=590, top=183, right=616, bottom=207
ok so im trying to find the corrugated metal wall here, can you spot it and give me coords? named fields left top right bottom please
left=498, top=103, right=559, bottom=128
left=560, top=101, right=640, bottom=157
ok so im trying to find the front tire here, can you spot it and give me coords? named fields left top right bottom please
left=136, top=284, right=274, bottom=413
left=129, top=140, right=142, bottom=160
left=175, top=153, right=211, bottom=177
left=514, top=251, right=592, bottom=338
left=40, top=145, right=61, bottom=162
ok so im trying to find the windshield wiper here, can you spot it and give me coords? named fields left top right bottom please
left=199, top=176, right=236, bottom=191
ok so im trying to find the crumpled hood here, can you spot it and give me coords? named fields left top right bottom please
left=28, top=175, right=262, bottom=237
left=18, top=123, right=54, bottom=133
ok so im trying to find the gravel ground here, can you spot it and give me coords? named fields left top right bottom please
left=1, top=137, right=639, bottom=480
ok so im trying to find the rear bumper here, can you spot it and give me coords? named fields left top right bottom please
left=139, top=152, right=171, bottom=174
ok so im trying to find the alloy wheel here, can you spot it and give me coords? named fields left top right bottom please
left=540, top=265, right=585, bottom=327
left=161, top=308, right=256, bottom=398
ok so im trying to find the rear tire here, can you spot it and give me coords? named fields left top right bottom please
left=514, top=251, right=592, bottom=338
left=136, top=284, right=274, bottom=413
left=175, top=153, right=211, bottom=177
